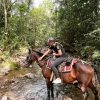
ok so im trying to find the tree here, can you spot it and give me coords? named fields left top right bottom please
left=0, top=0, right=55, bottom=51
left=55, top=0, right=99, bottom=58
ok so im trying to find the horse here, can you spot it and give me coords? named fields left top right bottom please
left=24, top=49, right=99, bottom=100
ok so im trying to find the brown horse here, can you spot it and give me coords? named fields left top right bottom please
left=24, top=49, right=99, bottom=100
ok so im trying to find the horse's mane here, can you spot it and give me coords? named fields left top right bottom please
left=32, top=49, right=50, bottom=60
left=32, top=49, right=43, bottom=56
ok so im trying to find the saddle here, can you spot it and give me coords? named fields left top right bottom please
left=46, top=58, right=77, bottom=72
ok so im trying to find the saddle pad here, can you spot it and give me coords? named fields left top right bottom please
left=59, top=58, right=77, bottom=72
left=46, top=58, right=77, bottom=72
left=46, top=60, right=72, bottom=72
left=59, top=65, right=72, bottom=72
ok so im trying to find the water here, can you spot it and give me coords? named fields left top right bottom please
left=1, top=77, right=95, bottom=100
left=0, top=67, right=99, bottom=100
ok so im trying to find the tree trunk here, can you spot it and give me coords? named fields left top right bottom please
left=3, top=0, right=8, bottom=33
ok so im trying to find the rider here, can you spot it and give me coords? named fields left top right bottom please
left=38, top=37, right=66, bottom=84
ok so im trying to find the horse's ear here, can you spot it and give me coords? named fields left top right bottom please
left=28, top=48, right=32, bottom=54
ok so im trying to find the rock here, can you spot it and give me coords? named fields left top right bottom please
left=62, top=95, right=72, bottom=100
left=0, top=67, right=10, bottom=76
left=0, top=58, right=4, bottom=63
left=1, top=95, right=9, bottom=100
left=24, top=73, right=34, bottom=79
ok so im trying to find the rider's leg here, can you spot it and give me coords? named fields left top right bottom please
left=51, top=57, right=65, bottom=83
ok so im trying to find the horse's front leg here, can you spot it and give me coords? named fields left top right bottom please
left=46, top=79, right=51, bottom=100
left=51, top=83, right=54, bottom=98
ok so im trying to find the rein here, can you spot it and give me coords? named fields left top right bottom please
left=32, top=51, right=47, bottom=69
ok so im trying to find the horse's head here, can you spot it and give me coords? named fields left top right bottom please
left=24, top=49, right=43, bottom=67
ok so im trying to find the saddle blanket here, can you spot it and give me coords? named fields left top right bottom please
left=46, top=59, right=77, bottom=72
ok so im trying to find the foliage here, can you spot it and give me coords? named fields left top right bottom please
left=92, top=51, right=100, bottom=59
left=1, top=59, right=19, bottom=70
left=55, top=0, right=100, bottom=60
left=0, top=0, right=99, bottom=64
left=0, top=0, right=55, bottom=52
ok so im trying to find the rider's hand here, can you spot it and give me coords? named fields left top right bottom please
left=38, top=57, right=43, bottom=61
left=53, top=53, right=57, bottom=56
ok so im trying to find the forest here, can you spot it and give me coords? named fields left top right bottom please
left=0, top=0, right=100, bottom=100
left=0, top=0, right=100, bottom=62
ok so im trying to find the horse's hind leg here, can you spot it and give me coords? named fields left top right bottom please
left=80, top=84, right=88, bottom=100
left=90, top=83, right=99, bottom=100
left=82, top=91, right=88, bottom=100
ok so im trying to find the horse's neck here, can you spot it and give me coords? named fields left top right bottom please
left=37, top=60, right=46, bottom=69
left=34, top=53, right=46, bottom=69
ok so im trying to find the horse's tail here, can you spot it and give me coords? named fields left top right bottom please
left=92, top=64, right=100, bottom=83
left=92, top=63, right=98, bottom=72
left=92, top=71, right=100, bottom=92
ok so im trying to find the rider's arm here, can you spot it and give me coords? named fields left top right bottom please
left=39, top=48, right=51, bottom=60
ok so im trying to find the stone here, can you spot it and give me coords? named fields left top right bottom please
left=25, top=73, right=34, bottom=79
left=1, top=95, right=9, bottom=100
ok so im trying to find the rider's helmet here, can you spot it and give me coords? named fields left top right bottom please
left=47, top=37, right=56, bottom=43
